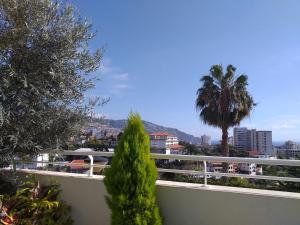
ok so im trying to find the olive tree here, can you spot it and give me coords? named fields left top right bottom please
left=0, top=0, right=103, bottom=162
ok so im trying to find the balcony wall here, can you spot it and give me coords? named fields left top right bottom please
left=11, top=170, right=300, bottom=225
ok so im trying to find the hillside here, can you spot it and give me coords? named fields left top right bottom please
left=98, top=119, right=201, bottom=144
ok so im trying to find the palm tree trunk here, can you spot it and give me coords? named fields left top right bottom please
left=221, top=126, right=229, bottom=157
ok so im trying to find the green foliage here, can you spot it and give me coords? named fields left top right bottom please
left=169, top=174, right=257, bottom=189
left=196, top=65, right=255, bottom=156
left=261, top=165, right=300, bottom=192
left=212, top=144, right=249, bottom=157
left=0, top=174, right=16, bottom=196
left=159, top=159, right=300, bottom=193
left=83, top=136, right=117, bottom=151
left=218, top=177, right=256, bottom=188
left=0, top=176, right=72, bottom=225
left=179, top=141, right=200, bottom=155
left=0, top=0, right=103, bottom=161
left=83, top=139, right=104, bottom=150
left=104, top=113, right=162, bottom=225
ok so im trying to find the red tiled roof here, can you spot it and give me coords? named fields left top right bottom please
left=169, top=144, right=183, bottom=149
left=149, top=132, right=176, bottom=137
left=68, top=160, right=86, bottom=169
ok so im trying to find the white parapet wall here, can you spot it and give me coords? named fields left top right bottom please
left=9, top=170, right=300, bottom=225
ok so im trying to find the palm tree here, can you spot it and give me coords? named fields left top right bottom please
left=196, top=64, right=255, bottom=157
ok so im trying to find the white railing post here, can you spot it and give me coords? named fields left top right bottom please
left=88, top=155, right=94, bottom=177
left=203, top=160, right=207, bottom=187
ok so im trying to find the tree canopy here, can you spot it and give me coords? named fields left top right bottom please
left=104, top=113, right=162, bottom=225
left=196, top=65, right=255, bottom=156
left=0, top=0, right=103, bottom=161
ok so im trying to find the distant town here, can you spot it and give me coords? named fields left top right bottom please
left=52, top=119, right=296, bottom=179
left=77, top=119, right=298, bottom=158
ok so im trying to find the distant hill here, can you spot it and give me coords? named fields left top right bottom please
left=98, top=119, right=201, bottom=144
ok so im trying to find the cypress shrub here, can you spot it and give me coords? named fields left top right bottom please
left=104, top=113, right=162, bottom=225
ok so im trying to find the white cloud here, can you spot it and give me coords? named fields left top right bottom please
left=255, top=115, right=300, bottom=141
left=98, top=59, right=129, bottom=79
left=98, top=58, right=115, bottom=75
left=109, top=84, right=131, bottom=96
left=112, top=73, right=129, bottom=81
left=91, top=112, right=108, bottom=119
left=259, top=115, right=300, bottom=130
left=271, top=122, right=296, bottom=130
left=100, top=65, right=116, bottom=75
left=97, top=58, right=131, bottom=96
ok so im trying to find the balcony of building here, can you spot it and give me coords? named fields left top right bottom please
left=2, top=151, right=300, bottom=225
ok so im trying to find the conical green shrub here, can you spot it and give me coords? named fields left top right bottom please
left=104, top=113, right=162, bottom=225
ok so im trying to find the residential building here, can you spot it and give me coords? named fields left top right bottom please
left=239, top=163, right=256, bottom=175
left=256, top=131, right=273, bottom=155
left=284, top=140, right=298, bottom=150
left=95, top=126, right=121, bottom=139
left=207, top=162, right=223, bottom=173
left=200, top=135, right=211, bottom=146
left=13, top=153, right=49, bottom=169
left=228, top=163, right=238, bottom=173
left=86, top=126, right=98, bottom=137
left=207, top=162, right=237, bottom=174
left=233, top=127, right=272, bottom=154
left=256, top=166, right=263, bottom=175
left=149, top=132, right=179, bottom=149
left=277, top=140, right=300, bottom=159
left=233, top=127, right=248, bottom=150
left=233, top=128, right=256, bottom=151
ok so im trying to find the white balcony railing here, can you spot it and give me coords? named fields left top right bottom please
left=14, top=150, right=300, bottom=186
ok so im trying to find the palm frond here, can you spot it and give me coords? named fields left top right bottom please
left=210, top=65, right=223, bottom=83
left=224, top=64, right=236, bottom=83
left=196, top=64, right=255, bottom=128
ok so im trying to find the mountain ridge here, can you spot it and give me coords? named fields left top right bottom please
left=101, top=119, right=201, bottom=144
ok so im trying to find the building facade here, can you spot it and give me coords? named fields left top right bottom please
left=239, top=163, right=256, bottom=175
left=256, top=131, right=273, bottom=155
left=233, top=128, right=256, bottom=151
left=233, top=127, right=272, bottom=154
left=277, top=140, right=300, bottom=159
left=200, top=135, right=211, bottom=146
left=149, top=132, right=179, bottom=149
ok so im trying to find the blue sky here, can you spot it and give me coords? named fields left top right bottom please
left=71, top=0, right=300, bottom=141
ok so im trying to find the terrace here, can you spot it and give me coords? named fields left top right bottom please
left=5, top=150, right=300, bottom=225
left=1, top=1, right=300, bottom=225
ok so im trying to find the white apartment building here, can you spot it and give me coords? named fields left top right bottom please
left=239, top=163, right=256, bottom=175
left=13, top=153, right=49, bottom=169
left=149, top=132, right=179, bottom=149
left=207, top=163, right=236, bottom=176
left=200, top=135, right=211, bottom=146
left=233, top=127, right=272, bottom=154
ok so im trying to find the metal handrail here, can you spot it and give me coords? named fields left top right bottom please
left=61, top=150, right=300, bottom=166
left=15, top=150, right=300, bottom=186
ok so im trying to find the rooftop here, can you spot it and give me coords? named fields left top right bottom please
left=149, top=132, right=176, bottom=137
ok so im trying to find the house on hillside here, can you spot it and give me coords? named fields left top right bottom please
left=149, top=132, right=179, bottom=149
